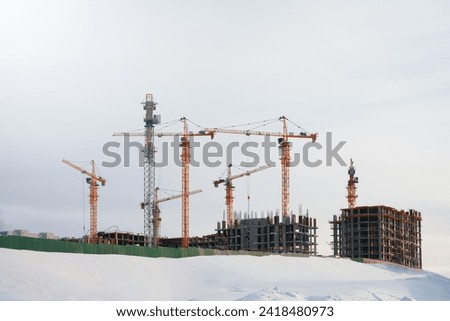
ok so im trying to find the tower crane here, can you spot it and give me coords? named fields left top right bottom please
left=205, top=116, right=317, bottom=217
left=213, top=164, right=272, bottom=227
left=142, top=188, right=203, bottom=246
left=111, top=94, right=160, bottom=247
left=114, top=116, right=214, bottom=248
left=346, top=158, right=358, bottom=208
left=62, top=159, right=106, bottom=243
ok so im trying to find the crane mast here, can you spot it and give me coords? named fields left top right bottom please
left=151, top=188, right=162, bottom=247
left=279, top=117, right=291, bottom=217
left=346, top=158, right=358, bottom=208
left=225, top=165, right=233, bottom=227
left=62, top=159, right=106, bottom=243
left=178, top=118, right=213, bottom=247
left=180, top=118, right=190, bottom=248
left=89, top=162, right=99, bottom=243
left=143, top=94, right=160, bottom=247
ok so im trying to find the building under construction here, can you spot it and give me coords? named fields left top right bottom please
left=330, top=160, right=422, bottom=269
left=330, top=206, right=422, bottom=269
left=216, top=214, right=318, bottom=254
left=98, top=231, right=147, bottom=246
left=96, top=231, right=216, bottom=248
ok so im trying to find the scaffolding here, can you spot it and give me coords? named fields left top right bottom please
left=330, top=205, right=422, bottom=269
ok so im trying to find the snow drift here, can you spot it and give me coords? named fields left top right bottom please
left=1, top=248, right=449, bottom=301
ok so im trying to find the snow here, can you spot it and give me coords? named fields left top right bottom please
left=1, top=248, right=449, bottom=301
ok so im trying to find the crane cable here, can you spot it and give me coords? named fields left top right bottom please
left=286, top=117, right=312, bottom=134
left=248, top=118, right=280, bottom=131
left=120, top=119, right=181, bottom=135
left=155, top=119, right=182, bottom=132
left=246, top=135, right=251, bottom=217
left=247, top=172, right=251, bottom=218
left=216, top=117, right=279, bottom=129
left=186, top=118, right=205, bottom=131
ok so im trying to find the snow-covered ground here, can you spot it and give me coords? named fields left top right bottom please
left=1, top=248, right=449, bottom=301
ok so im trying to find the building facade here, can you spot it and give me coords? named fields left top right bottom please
left=330, top=205, right=422, bottom=268
left=216, top=215, right=318, bottom=254
left=97, top=231, right=147, bottom=246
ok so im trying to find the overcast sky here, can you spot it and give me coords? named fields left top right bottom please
left=1, top=0, right=449, bottom=276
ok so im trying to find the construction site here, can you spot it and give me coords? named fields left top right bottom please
left=102, top=93, right=321, bottom=255
left=0, top=94, right=423, bottom=269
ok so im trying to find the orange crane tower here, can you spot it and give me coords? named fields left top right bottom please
left=114, top=117, right=214, bottom=248
left=205, top=116, right=317, bottom=217
left=346, top=158, right=358, bottom=208
left=173, top=118, right=214, bottom=248
left=149, top=188, right=202, bottom=246
left=213, top=164, right=272, bottom=227
left=62, top=159, right=106, bottom=243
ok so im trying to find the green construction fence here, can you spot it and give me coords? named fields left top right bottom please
left=0, top=235, right=282, bottom=258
